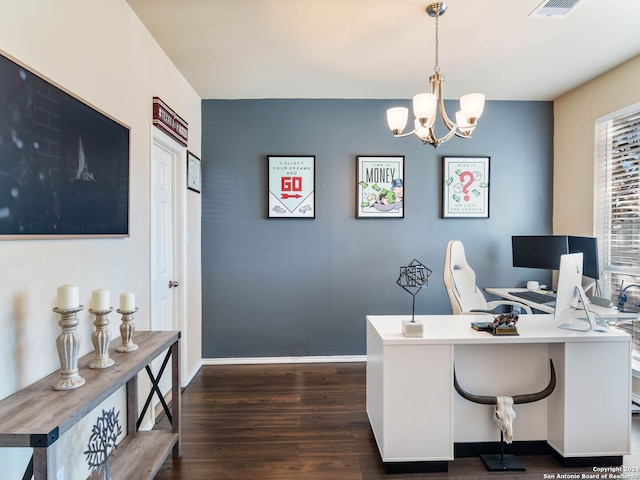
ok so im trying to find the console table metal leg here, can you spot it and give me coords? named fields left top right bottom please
left=171, top=339, right=181, bottom=458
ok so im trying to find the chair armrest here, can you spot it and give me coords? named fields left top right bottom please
left=486, top=300, right=533, bottom=314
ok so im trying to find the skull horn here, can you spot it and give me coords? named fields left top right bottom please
left=453, top=359, right=556, bottom=405
left=453, top=370, right=496, bottom=405
left=512, top=359, right=555, bottom=404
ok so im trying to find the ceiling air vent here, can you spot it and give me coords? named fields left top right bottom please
left=529, top=0, right=586, bottom=18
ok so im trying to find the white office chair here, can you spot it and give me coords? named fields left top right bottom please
left=444, top=240, right=532, bottom=315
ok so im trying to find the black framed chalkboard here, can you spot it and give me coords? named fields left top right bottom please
left=0, top=52, right=130, bottom=238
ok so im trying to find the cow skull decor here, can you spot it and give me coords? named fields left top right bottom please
left=453, top=359, right=556, bottom=471
left=453, top=359, right=556, bottom=444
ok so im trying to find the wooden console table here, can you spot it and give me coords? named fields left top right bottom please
left=0, top=330, right=181, bottom=480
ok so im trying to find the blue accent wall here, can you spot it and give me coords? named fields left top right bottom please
left=201, top=99, right=553, bottom=358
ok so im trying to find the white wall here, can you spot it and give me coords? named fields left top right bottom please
left=553, top=54, right=640, bottom=235
left=0, top=1, right=201, bottom=479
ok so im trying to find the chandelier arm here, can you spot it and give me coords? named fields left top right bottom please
left=453, top=130, right=473, bottom=139
left=392, top=130, right=420, bottom=139
left=430, top=73, right=457, bottom=131
left=437, top=97, right=457, bottom=130
left=410, top=124, right=455, bottom=148
left=427, top=126, right=457, bottom=147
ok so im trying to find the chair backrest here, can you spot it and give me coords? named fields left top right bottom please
left=443, top=240, right=489, bottom=314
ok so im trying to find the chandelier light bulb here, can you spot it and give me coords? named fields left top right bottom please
left=386, top=107, right=409, bottom=134
left=413, top=93, right=437, bottom=126
left=460, top=93, right=486, bottom=121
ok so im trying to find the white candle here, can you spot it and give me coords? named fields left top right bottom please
left=91, top=288, right=110, bottom=311
left=120, top=291, right=135, bottom=311
left=57, top=284, right=79, bottom=309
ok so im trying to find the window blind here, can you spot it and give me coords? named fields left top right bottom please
left=594, top=103, right=640, bottom=310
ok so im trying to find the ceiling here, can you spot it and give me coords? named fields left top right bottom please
left=126, top=0, right=640, bottom=101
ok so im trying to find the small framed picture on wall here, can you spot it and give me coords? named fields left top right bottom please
left=442, top=156, right=490, bottom=218
left=356, top=155, right=404, bottom=218
left=267, top=155, right=315, bottom=218
left=187, top=151, right=201, bottom=193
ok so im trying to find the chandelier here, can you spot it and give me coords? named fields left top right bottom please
left=386, top=2, right=485, bottom=148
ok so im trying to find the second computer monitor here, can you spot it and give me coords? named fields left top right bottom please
left=568, top=236, right=599, bottom=280
left=512, top=235, right=569, bottom=271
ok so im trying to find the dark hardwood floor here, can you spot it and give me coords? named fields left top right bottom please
left=155, top=362, right=640, bottom=479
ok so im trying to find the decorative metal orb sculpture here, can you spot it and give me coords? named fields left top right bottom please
left=396, top=259, right=432, bottom=322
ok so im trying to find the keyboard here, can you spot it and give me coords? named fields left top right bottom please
left=508, top=290, right=556, bottom=306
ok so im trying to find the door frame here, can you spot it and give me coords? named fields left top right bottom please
left=150, top=127, right=187, bottom=373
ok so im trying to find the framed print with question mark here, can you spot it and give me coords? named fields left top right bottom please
left=442, top=156, right=490, bottom=218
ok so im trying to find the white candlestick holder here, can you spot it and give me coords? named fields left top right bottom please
left=116, top=308, right=139, bottom=352
left=53, top=306, right=86, bottom=391
left=89, top=307, right=115, bottom=369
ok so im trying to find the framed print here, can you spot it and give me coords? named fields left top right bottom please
left=0, top=52, right=129, bottom=238
left=187, top=151, right=201, bottom=193
left=268, top=155, right=315, bottom=218
left=356, top=156, right=404, bottom=218
left=442, top=156, right=490, bottom=218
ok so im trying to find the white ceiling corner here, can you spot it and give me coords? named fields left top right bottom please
left=126, top=0, right=640, bottom=101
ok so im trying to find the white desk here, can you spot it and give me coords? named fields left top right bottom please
left=366, top=314, right=631, bottom=471
left=486, top=287, right=639, bottom=320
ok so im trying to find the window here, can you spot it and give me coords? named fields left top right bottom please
left=594, top=102, right=640, bottom=355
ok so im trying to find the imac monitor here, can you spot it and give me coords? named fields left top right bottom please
left=512, top=235, right=569, bottom=270
left=568, top=236, right=599, bottom=280
left=554, top=253, right=599, bottom=332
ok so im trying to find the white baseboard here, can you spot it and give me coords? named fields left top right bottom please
left=183, top=360, right=202, bottom=387
left=202, top=355, right=366, bottom=366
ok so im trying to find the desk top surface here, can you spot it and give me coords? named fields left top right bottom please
left=367, top=314, right=631, bottom=345
left=485, top=287, right=639, bottom=319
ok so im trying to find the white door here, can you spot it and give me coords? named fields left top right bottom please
left=150, top=130, right=186, bottom=417
left=151, top=138, right=175, bottom=332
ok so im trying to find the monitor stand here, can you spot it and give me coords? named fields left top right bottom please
left=558, top=285, right=596, bottom=332
left=558, top=319, right=591, bottom=331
